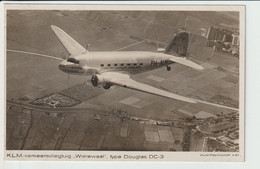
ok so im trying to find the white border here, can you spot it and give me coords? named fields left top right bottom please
left=1, top=0, right=260, bottom=169
left=2, top=0, right=246, bottom=163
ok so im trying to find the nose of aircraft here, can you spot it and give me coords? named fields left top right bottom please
left=58, top=60, right=66, bottom=71
left=58, top=60, right=73, bottom=72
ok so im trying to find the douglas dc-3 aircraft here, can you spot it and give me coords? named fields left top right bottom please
left=51, top=25, right=204, bottom=104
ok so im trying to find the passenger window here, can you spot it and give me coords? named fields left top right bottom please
left=140, top=63, right=143, bottom=66
left=133, top=63, right=137, bottom=66
left=121, top=64, right=124, bottom=66
left=114, top=64, right=117, bottom=66
left=101, top=64, right=104, bottom=67
left=108, top=64, right=111, bottom=67
left=127, top=64, right=131, bottom=66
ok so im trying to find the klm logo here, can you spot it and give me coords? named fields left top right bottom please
left=7, top=153, right=23, bottom=158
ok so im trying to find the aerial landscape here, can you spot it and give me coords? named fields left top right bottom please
left=6, top=10, right=240, bottom=152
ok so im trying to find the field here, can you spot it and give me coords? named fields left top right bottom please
left=6, top=10, right=240, bottom=151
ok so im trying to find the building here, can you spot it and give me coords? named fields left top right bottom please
left=206, top=26, right=239, bottom=56
left=201, top=121, right=237, bottom=134
left=206, top=26, right=233, bottom=43
left=232, top=33, right=239, bottom=46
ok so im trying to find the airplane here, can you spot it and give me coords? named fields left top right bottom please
left=50, top=25, right=240, bottom=111
left=51, top=25, right=204, bottom=104
left=7, top=25, right=239, bottom=111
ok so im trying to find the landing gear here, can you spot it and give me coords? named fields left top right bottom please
left=103, top=83, right=112, bottom=89
left=166, top=65, right=171, bottom=71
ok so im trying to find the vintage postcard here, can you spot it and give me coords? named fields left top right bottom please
left=4, top=4, right=245, bottom=162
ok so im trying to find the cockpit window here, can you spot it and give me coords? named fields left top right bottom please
left=67, top=58, right=79, bottom=64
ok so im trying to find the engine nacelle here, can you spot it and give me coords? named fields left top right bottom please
left=91, top=74, right=105, bottom=87
left=91, top=74, right=112, bottom=89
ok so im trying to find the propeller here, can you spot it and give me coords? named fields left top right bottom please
left=61, top=52, right=68, bottom=60
left=91, top=75, right=97, bottom=86
left=6, top=49, right=64, bottom=61
left=6, top=49, right=73, bottom=80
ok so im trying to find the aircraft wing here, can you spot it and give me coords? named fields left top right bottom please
left=51, top=25, right=87, bottom=56
left=169, top=57, right=204, bottom=70
left=98, top=72, right=197, bottom=103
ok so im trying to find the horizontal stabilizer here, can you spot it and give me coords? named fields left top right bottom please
left=169, top=57, right=203, bottom=70
left=51, top=25, right=87, bottom=56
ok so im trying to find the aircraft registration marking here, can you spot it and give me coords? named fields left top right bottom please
left=150, top=60, right=169, bottom=66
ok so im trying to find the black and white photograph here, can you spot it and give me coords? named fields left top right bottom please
left=4, top=4, right=245, bottom=162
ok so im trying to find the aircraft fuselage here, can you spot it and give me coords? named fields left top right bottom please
left=58, top=51, right=176, bottom=76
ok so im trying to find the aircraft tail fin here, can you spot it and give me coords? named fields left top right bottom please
left=51, top=25, right=87, bottom=57
left=165, top=30, right=189, bottom=57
